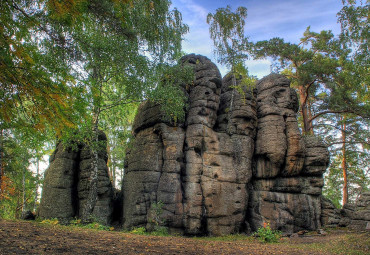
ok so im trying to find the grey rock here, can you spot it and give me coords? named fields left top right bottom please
left=321, top=196, right=341, bottom=227
left=349, top=192, right=370, bottom=230
left=40, top=54, right=332, bottom=236
left=38, top=131, right=113, bottom=225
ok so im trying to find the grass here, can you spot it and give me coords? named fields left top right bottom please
left=284, top=232, right=369, bottom=255
left=14, top=219, right=370, bottom=254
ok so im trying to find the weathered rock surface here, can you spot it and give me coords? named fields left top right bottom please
left=320, top=196, right=341, bottom=227
left=247, top=74, right=328, bottom=233
left=122, top=54, right=329, bottom=235
left=349, top=192, right=370, bottom=230
left=38, top=132, right=113, bottom=225
left=321, top=192, right=370, bottom=231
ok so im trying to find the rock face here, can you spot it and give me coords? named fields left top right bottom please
left=321, top=197, right=341, bottom=228
left=39, top=54, right=331, bottom=235
left=350, top=192, right=370, bottom=230
left=247, top=75, right=329, bottom=233
left=38, top=132, right=113, bottom=225
left=122, top=54, right=330, bottom=235
left=321, top=192, right=370, bottom=231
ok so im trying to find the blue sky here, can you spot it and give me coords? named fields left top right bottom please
left=171, top=0, right=344, bottom=78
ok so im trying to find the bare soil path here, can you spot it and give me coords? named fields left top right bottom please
left=0, top=219, right=369, bottom=255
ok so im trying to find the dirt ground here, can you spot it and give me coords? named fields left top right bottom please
left=0, top=219, right=369, bottom=255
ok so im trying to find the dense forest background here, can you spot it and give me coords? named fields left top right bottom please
left=0, top=0, right=368, bottom=219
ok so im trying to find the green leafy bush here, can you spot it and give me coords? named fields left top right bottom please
left=254, top=222, right=282, bottom=243
left=69, top=218, right=113, bottom=231
left=151, top=226, right=169, bottom=236
left=130, top=227, right=147, bottom=235
left=40, top=218, right=59, bottom=225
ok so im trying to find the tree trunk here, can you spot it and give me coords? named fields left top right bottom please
left=0, top=129, right=3, bottom=195
left=112, top=159, right=116, bottom=188
left=33, top=157, right=39, bottom=212
left=298, top=86, right=312, bottom=134
left=81, top=113, right=100, bottom=223
left=341, top=117, right=348, bottom=205
left=307, top=99, right=314, bottom=134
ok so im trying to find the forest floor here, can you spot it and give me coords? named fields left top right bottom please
left=0, top=219, right=369, bottom=255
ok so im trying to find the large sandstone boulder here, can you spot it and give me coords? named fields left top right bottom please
left=122, top=54, right=329, bottom=235
left=321, top=196, right=341, bottom=227
left=349, top=192, right=370, bottom=230
left=38, top=132, right=113, bottom=225
left=39, top=54, right=331, bottom=236
left=247, top=74, right=329, bottom=233
left=321, top=192, right=370, bottom=231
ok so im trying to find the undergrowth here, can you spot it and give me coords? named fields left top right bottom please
left=253, top=222, right=282, bottom=243
left=129, top=226, right=170, bottom=236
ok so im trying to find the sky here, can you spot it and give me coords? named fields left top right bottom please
left=171, top=0, right=344, bottom=78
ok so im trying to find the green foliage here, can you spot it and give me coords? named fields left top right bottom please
left=40, top=218, right=59, bottom=225
left=254, top=222, right=282, bottom=243
left=337, top=0, right=369, bottom=65
left=69, top=218, right=113, bottom=231
left=207, top=5, right=249, bottom=68
left=149, top=200, right=165, bottom=227
left=129, top=226, right=169, bottom=236
left=150, top=226, right=169, bottom=236
left=318, top=113, right=369, bottom=205
left=130, top=227, right=147, bottom=235
left=0, top=129, right=43, bottom=219
left=149, top=63, right=194, bottom=124
left=1, top=0, right=190, bottom=224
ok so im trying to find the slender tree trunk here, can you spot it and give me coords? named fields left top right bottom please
left=33, top=157, right=39, bottom=212
left=0, top=129, right=3, bottom=195
left=307, top=99, right=314, bottom=134
left=298, top=86, right=312, bottom=134
left=341, top=117, right=348, bottom=205
left=107, top=145, right=112, bottom=181
left=81, top=112, right=100, bottom=223
left=112, top=159, right=116, bottom=188
left=226, top=71, right=237, bottom=135
left=22, top=167, right=26, bottom=213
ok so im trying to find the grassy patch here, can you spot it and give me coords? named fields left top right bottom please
left=287, top=232, right=369, bottom=255
left=129, top=226, right=170, bottom=237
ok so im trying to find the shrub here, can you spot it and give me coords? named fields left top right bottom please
left=151, top=226, right=169, bottom=236
left=130, top=227, right=147, bottom=235
left=70, top=218, right=112, bottom=231
left=40, top=218, right=59, bottom=225
left=254, top=222, right=282, bottom=243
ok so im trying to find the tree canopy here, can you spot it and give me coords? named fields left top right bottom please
left=0, top=0, right=191, bottom=219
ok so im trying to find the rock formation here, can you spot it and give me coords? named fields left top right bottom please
left=38, top=131, right=113, bottom=225
left=247, top=74, right=329, bottom=233
left=122, top=54, right=329, bottom=235
left=39, top=54, right=333, bottom=235
left=322, top=192, right=370, bottom=231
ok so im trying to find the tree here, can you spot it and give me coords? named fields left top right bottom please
left=0, top=0, right=79, bottom=133
left=207, top=2, right=369, bottom=206
left=39, top=0, right=190, bottom=222
left=0, top=129, right=40, bottom=218
left=207, top=6, right=256, bottom=134
left=320, top=0, right=369, bottom=205
left=1, top=0, right=192, bottom=222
